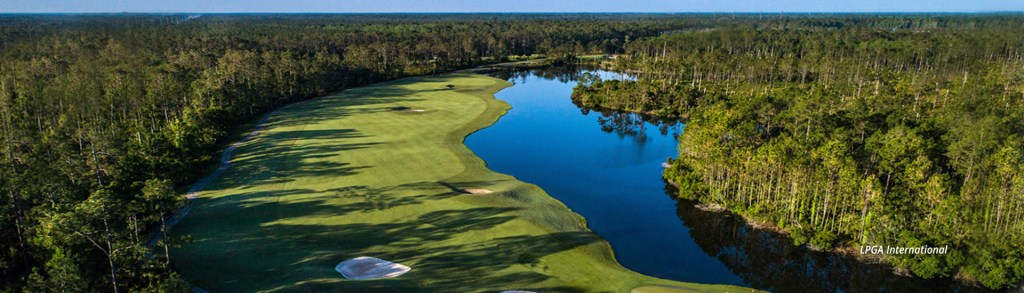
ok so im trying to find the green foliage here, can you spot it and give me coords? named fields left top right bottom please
left=170, top=74, right=739, bottom=292
left=789, top=226, right=811, bottom=246
left=664, top=159, right=707, bottom=200
left=810, top=230, right=837, bottom=250
left=574, top=15, right=1024, bottom=289
left=26, top=248, right=87, bottom=292
left=0, top=14, right=684, bottom=291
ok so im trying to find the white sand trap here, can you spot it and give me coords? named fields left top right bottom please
left=335, top=257, right=411, bottom=280
left=661, top=162, right=672, bottom=168
left=391, top=107, right=427, bottom=113
left=463, top=188, right=493, bottom=194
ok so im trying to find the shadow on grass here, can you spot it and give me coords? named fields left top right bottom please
left=328, top=182, right=466, bottom=212
left=209, top=79, right=472, bottom=190
left=206, top=128, right=377, bottom=190
left=182, top=185, right=598, bottom=292
left=258, top=79, right=457, bottom=130
left=176, top=76, right=597, bottom=291
left=199, top=179, right=513, bottom=228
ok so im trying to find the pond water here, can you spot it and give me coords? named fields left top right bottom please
left=466, top=68, right=745, bottom=286
left=465, top=68, right=987, bottom=292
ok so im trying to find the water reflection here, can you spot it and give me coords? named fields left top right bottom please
left=477, top=66, right=991, bottom=292
left=491, top=65, right=637, bottom=85
left=667, top=184, right=994, bottom=293
left=474, top=67, right=744, bottom=286
left=490, top=66, right=594, bottom=83
left=577, top=108, right=685, bottom=144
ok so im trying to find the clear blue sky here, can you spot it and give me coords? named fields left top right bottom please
left=1, top=0, right=1022, bottom=13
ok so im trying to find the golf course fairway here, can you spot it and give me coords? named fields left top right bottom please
left=170, top=73, right=753, bottom=292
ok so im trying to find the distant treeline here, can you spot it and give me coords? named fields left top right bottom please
left=0, top=14, right=716, bottom=291
left=572, top=15, right=1024, bottom=289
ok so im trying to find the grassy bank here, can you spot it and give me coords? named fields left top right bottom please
left=170, top=73, right=752, bottom=292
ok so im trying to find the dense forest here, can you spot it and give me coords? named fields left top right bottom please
left=0, top=14, right=721, bottom=291
left=571, top=15, right=1024, bottom=289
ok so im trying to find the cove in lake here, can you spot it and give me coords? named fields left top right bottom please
left=465, top=67, right=991, bottom=292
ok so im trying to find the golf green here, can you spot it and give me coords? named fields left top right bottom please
left=170, top=73, right=751, bottom=292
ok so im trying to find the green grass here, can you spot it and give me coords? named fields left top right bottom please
left=170, top=73, right=754, bottom=292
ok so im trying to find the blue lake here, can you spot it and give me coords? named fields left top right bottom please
left=465, top=69, right=747, bottom=286
left=465, top=68, right=981, bottom=292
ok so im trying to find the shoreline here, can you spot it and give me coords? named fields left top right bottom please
left=675, top=186, right=989, bottom=290
left=431, top=72, right=755, bottom=292
left=168, top=72, right=755, bottom=292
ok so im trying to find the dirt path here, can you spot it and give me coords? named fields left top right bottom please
left=147, top=107, right=285, bottom=247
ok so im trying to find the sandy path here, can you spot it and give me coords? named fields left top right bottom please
left=147, top=107, right=285, bottom=247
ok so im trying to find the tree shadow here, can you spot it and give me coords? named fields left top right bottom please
left=177, top=194, right=598, bottom=292
left=202, top=78, right=478, bottom=191
left=436, top=180, right=505, bottom=194
left=668, top=184, right=995, bottom=293
left=172, top=75, right=597, bottom=291
left=260, top=77, right=467, bottom=130
left=203, top=128, right=377, bottom=191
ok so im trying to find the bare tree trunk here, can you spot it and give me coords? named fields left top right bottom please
left=103, top=220, right=119, bottom=293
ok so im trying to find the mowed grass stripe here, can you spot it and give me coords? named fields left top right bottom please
left=171, top=73, right=753, bottom=293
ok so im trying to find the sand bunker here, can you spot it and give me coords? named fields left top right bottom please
left=335, top=257, right=411, bottom=280
left=661, top=162, right=672, bottom=168
left=463, top=188, right=493, bottom=194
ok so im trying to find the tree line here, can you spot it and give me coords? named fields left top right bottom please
left=572, top=15, right=1024, bottom=289
left=0, top=14, right=716, bottom=291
